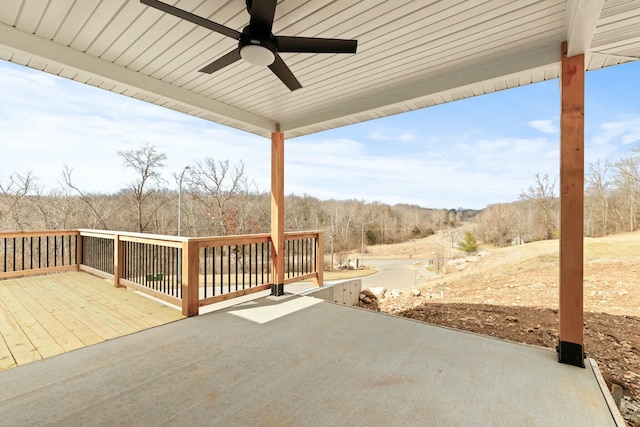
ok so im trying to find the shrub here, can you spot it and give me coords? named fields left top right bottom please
left=458, top=230, right=478, bottom=254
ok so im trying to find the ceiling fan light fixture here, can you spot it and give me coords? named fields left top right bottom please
left=240, top=44, right=275, bottom=66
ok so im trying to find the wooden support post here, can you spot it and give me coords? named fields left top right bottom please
left=181, top=240, right=199, bottom=316
left=558, top=41, right=585, bottom=367
left=113, top=234, right=122, bottom=288
left=76, top=231, right=83, bottom=270
left=271, top=129, right=285, bottom=296
left=313, top=232, right=324, bottom=287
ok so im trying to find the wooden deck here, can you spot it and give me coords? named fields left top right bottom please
left=0, top=271, right=184, bottom=371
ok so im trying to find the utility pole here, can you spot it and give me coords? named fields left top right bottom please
left=177, top=165, right=190, bottom=236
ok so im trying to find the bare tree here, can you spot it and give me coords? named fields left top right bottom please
left=0, top=171, right=39, bottom=230
left=475, top=203, right=517, bottom=247
left=62, top=165, right=110, bottom=229
left=34, top=187, right=75, bottom=230
left=612, top=154, right=640, bottom=232
left=184, top=158, right=247, bottom=235
left=519, top=173, right=557, bottom=240
left=586, top=160, right=611, bottom=236
left=118, top=143, right=168, bottom=233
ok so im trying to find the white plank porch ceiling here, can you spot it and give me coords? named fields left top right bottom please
left=0, top=0, right=639, bottom=138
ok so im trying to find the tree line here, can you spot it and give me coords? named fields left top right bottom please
left=4, top=142, right=637, bottom=254
left=475, top=144, right=640, bottom=246
left=0, top=143, right=478, bottom=260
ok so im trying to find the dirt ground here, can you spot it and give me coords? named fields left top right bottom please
left=361, top=231, right=640, bottom=426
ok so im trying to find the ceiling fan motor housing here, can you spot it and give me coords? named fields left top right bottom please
left=239, top=26, right=276, bottom=65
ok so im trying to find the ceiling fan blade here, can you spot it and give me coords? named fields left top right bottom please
left=141, top=0, right=241, bottom=40
left=276, top=36, right=358, bottom=53
left=248, top=0, right=277, bottom=34
left=268, top=54, right=302, bottom=91
left=199, top=49, right=242, bottom=74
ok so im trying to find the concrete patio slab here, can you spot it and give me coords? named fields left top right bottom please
left=0, top=295, right=621, bottom=426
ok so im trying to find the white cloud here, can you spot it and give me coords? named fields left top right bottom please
left=528, top=120, right=558, bottom=134
left=591, top=117, right=640, bottom=146
left=584, top=116, right=640, bottom=163
left=367, top=129, right=415, bottom=143
left=622, top=133, right=640, bottom=144
left=0, top=67, right=272, bottom=193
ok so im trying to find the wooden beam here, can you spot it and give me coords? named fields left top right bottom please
left=558, top=41, right=585, bottom=367
left=270, top=130, right=285, bottom=295
left=564, top=0, right=605, bottom=57
left=0, top=23, right=275, bottom=135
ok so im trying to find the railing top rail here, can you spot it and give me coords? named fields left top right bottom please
left=0, top=229, right=321, bottom=246
left=0, top=229, right=80, bottom=239
left=284, top=230, right=323, bottom=239
left=78, top=229, right=189, bottom=243
left=191, top=233, right=271, bottom=248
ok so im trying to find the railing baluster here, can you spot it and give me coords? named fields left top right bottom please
left=260, top=242, right=263, bottom=284
left=241, top=244, right=246, bottom=290
left=302, top=238, right=305, bottom=274
left=219, top=246, right=223, bottom=296
left=170, top=246, right=175, bottom=297
left=313, top=237, right=317, bottom=272
left=212, top=246, right=216, bottom=296
left=228, top=246, right=232, bottom=292
left=234, top=246, right=238, bottom=291
left=203, top=247, right=208, bottom=298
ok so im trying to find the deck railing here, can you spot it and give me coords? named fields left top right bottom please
left=195, top=234, right=272, bottom=306
left=0, top=230, right=79, bottom=278
left=284, top=231, right=321, bottom=283
left=0, top=229, right=324, bottom=316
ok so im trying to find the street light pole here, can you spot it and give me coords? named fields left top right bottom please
left=361, top=220, right=373, bottom=267
left=177, top=166, right=190, bottom=236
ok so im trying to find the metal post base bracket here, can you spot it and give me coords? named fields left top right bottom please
left=271, top=283, right=284, bottom=296
left=557, top=340, right=585, bottom=368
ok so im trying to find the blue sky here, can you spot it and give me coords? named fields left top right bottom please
left=1, top=59, right=639, bottom=210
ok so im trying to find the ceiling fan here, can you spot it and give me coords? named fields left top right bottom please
left=140, top=0, right=358, bottom=91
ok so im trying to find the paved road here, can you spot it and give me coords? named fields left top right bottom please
left=360, top=258, right=436, bottom=290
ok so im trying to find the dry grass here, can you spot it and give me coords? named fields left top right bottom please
left=585, top=233, right=640, bottom=260
left=321, top=267, right=376, bottom=281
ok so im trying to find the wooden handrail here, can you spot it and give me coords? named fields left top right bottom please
left=78, top=229, right=189, bottom=243
left=0, top=229, right=79, bottom=239
left=284, top=230, right=322, bottom=240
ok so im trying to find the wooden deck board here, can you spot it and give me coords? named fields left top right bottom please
left=37, top=276, right=142, bottom=335
left=0, top=272, right=184, bottom=371
left=20, top=278, right=105, bottom=347
left=50, top=275, right=166, bottom=330
left=0, top=287, right=42, bottom=365
left=0, top=334, right=16, bottom=370
left=16, top=277, right=94, bottom=352
left=0, top=285, right=64, bottom=359
left=25, top=278, right=123, bottom=341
